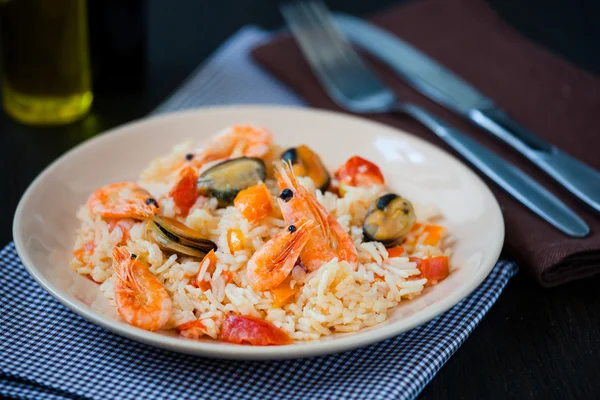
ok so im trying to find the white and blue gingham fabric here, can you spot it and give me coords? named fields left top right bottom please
left=1, top=27, right=519, bottom=400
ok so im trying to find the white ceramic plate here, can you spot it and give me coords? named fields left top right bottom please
left=13, top=105, right=504, bottom=360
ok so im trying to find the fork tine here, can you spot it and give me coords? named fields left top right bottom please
left=281, top=1, right=395, bottom=110
left=281, top=4, right=329, bottom=70
left=281, top=2, right=342, bottom=82
left=292, top=2, right=353, bottom=72
left=291, top=1, right=382, bottom=84
left=303, top=2, right=360, bottom=64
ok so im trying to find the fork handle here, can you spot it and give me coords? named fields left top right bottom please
left=394, top=103, right=589, bottom=237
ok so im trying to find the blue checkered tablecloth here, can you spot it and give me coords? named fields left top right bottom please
left=0, top=27, right=518, bottom=400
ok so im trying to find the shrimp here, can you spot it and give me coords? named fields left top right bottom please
left=246, top=219, right=314, bottom=291
left=112, top=246, right=171, bottom=331
left=87, top=182, right=159, bottom=220
left=274, top=161, right=358, bottom=272
left=192, top=125, right=273, bottom=168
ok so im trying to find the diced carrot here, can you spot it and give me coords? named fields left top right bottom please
left=220, top=315, right=292, bottom=345
left=227, top=229, right=245, bottom=252
left=386, top=245, right=405, bottom=258
left=234, top=183, right=273, bottom=222
left=170, top=167, right=199, bottom=216
left=404, top=223, right=446, bottom=247
left=334, top=156, right=385, bottom=188
left=410, top=255, right=450, bottom=284
left=270, top=276, right=298, bottom=308
left=194, top=249, right=217, bottom=290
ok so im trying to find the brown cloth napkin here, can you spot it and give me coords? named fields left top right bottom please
left=252, top=0, right=600, bottom=287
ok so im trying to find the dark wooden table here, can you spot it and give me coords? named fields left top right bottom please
left=1, top=0, right=599, bottom=398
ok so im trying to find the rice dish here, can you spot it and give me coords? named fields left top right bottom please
left=71, top=125, right=452, bottom=344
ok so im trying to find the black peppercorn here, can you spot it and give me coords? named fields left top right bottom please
left=185, top=153, right=194, bottom=161
left=146, top=198, right=159, bottom=208
left=279, top=188, right=293, bottom=202
left=130, top=253, right=137, bottom=260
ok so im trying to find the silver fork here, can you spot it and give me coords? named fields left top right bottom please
left=281, top=1, right=589, bottom=237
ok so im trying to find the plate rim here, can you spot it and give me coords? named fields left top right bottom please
left=13, top=104, right=505, bottom=360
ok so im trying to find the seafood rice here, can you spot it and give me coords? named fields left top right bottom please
left=71, top=125, right=452, bottom=345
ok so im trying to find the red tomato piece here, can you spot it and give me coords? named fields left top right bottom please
left=334, top=156, right=385, bottom=187
left=220, top=315, right=292, bottom=346
left=170, top=167, right=199, bottom=216
left=410, top=256, right=450, bottom=284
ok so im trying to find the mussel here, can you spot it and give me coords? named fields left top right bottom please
left=197, top=157, right=266, bottom=206
left=148, top=215, right=217, bottom=258
left=363, top=193, right=416, bottom=247
left=281, top=145, right=330, bottom=191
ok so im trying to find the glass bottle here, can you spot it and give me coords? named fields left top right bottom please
left=0, top=0, right=93, bottom=125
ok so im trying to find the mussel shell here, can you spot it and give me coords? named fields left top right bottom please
left=197, top=157, right=267, bottom=206
left=149, top=216, right=217, bottom=258
left=281, top=145, right=330, bottom=191
left=363, top=193, right=416, bottom=247
left=152, top=215, right=209, bottom=243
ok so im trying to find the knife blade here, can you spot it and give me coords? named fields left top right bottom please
left=334, top=13, right=600, bottom=214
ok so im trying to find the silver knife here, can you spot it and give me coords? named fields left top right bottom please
left=334, top=13, right=600, bottom=214
left=403, top=104, right=589, bottom=237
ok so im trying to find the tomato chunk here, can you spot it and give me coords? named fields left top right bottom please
left=234, top=183, right=272, bottom=222
left=220, top=315, right=292, bottom=345
left=170, top=167, right=199, bottom=216
left=334, top=156, right=385, bottom=188
left=410, top=256, right=450, bottom=284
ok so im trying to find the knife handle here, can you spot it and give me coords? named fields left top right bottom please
left=398, top=103, right=589, bottom=237
left=471, top=107, right=600, bottom=213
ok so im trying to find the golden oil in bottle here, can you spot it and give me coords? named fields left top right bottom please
left=0, top=0, right=93, bottom=125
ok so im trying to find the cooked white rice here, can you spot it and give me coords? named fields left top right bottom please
left=71, top=129, right=451, bottom=341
